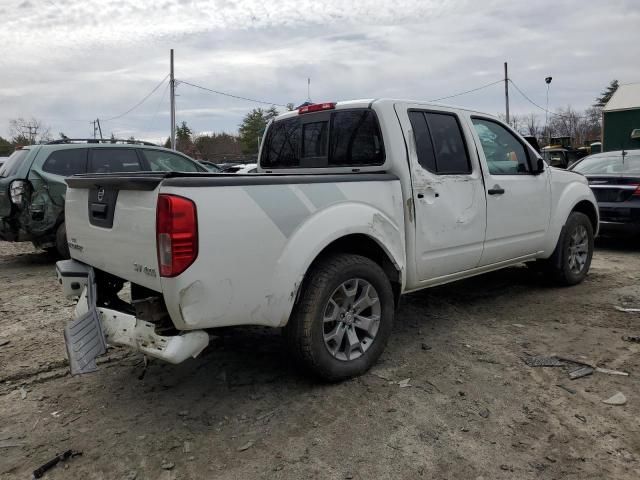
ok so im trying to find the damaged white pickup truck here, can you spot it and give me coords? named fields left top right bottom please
left=56, top=99, right=598, bottom=381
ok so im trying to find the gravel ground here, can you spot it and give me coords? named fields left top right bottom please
left=1, top=239, right=639, bottom=479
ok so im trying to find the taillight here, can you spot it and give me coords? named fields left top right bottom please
left=9, top=180, right=29, bottom=205
left=156, top=194, right=198, bottom=277
left=633, top=185, right=640, bottom=196
left=298, top=102, right=336, bottom=114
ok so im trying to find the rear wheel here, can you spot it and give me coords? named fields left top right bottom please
left=544, top=212, right=594, bottom=285
left=55, top=222, right=70, bottom=259
left=285, top=254, right=394, bottom=381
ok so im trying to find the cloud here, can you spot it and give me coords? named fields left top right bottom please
left=0, top=0, right=638, bottom=141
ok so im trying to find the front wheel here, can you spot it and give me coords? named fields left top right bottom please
left=285, top=254, right=394, bottom=381
left=545, top=212, right=594, bottom=285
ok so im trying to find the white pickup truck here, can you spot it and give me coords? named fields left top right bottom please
left=56, top=99, right=598, bottom=381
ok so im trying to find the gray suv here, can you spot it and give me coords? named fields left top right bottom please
left=0, top=139, right=207, bottom=257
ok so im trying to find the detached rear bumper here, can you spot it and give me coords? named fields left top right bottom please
left=57, top=260, right=210, bottom=375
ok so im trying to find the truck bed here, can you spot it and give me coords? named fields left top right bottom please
left=65, top=171, right=405, bottom=331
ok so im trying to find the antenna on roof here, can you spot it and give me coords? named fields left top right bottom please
left=307, top=77, right=311, bottom=103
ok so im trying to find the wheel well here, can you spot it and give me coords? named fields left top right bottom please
left=308, top=234, right=402, bottom=307
left=572, top=200, right=598, bottom=233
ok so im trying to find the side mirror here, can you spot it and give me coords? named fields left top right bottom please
left=533, top=157, right=545, bottom=175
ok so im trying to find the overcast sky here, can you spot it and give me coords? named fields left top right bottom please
left=1, top=0, right=638, bottom=142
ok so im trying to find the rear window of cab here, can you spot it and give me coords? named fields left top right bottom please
left=260, top=109, right=385, bottom=169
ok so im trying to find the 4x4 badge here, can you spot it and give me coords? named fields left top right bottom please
left=97, top=188, right=105, bottom=202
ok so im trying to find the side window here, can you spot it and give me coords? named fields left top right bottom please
left=408, top=110, right=471, bottom=174
left=472, top=118, right=530, bottom=175
left=42, top=149, right=87, bottom=176
left=142, top=150, right=200, bottom=172
left=408, top=111, right=436, bottom=171
left=88, top=149, right=141, bottom=173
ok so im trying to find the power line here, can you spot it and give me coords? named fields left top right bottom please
left=429, top=79, right=503, bottom=102
left=101, top=74, right=169, bottom=122
left=177, top=79, right=287, bottom=107
left=149, top=78, right=171, bottom=128
left=508, top=78, right=584, bottom=119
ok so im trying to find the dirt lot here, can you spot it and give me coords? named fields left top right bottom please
left=1, top=240, right=639, bottom=479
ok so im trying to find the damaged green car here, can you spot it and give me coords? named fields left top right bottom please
left=0, top=139, right=207, bottom=257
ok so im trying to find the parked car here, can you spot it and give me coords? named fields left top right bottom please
left=218, top=162, right=241, bottom=172
left=56, top=100, right=598, bottom=381
left=569, top=149, right=640, bottom=233
left=232, top=163, right=257, bottom=174
left=0, top=139, right=206, bottom=257
left=198, top=161, right=222, bottom=172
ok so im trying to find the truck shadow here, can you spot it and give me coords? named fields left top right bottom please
left=0, top=242, right=58, bottom=267
left=595, top=234, right=640, bottom=252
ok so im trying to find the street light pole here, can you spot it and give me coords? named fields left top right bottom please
left=545, top=76, right=552, bottom=147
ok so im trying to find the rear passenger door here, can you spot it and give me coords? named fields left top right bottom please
left=395, top=104, right=487, bottom=282
left=28, top=148, right=88, bottom=230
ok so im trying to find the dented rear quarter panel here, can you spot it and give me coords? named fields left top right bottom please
left=158, top=179, right=405, bottom=330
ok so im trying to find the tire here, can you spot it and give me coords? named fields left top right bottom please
left=55, top=222, right=70, bottom=259
left=285, top=253, right=394, bottom=382
left=544, top=212, right=594, bottom=286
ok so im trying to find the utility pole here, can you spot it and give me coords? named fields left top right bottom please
left=27, top=125, right=37, bottom=145
left=96, top=118, right=103, bottom=140
left=92, top=120, right=97, bottom=139
left=170, top=49, right=176, bottom=151
left=504, top=62, right=510, bottom=125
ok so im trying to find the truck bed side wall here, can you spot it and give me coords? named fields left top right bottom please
left=159, top=178, right=405, bottom=330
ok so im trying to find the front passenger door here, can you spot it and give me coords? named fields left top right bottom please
left=470, top=117, right=551, bottom=266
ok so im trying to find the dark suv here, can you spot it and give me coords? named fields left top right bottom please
left=0, top=139, right=206, bottom=257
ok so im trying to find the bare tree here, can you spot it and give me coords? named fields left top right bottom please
left=9, top=117, right=52, bottom=144
left=524, top=113, right=540, bottom=138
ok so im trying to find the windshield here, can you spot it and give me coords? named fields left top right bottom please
left=0, top=149, right=30, bottom=177
left=571, top=152, right=640, bottom=175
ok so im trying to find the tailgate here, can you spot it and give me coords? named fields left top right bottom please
left=65, top=174, right=167, bottom=291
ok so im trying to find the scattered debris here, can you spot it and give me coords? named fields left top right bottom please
left=19, top=387, right=27, bottom=400
left=574, top=414, right=587, bottom=423
left=622, top=335, right=640, bottom=343
left=50, top=411, right=62, bottom=418
left=125, top=471, right=138, bottom=480
left=398, top=378, right=411, bottom=388
left=596, top=367, right=629, bottom=376
left=160, top=460, right=175, bottom=470
left=545, top=456, right=557, bottom=463
left=183, top=441, right=192, bottom=454
left=569, top=366, right=594, bottom=380
left=523, top=355, right=565, bottom=367
left=421, top=343, right=432, bottom=351
left=237, top=440, right=254, bottom=452
left=556, top=384, right=576, bottom=395
left=0, top=339, right=10, bottom=347
left=478, top=408, right=490, bottom=418
left=32, top=450, right=82, bottom=479
left=512, top=323, right=525, bottom=328
left=602, top=392, right=627, bottom=406
left=614, top=306, right=640, bottom=313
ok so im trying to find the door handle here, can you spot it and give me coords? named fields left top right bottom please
left=417, top=193, right=424, bottom=199
left=488, top=186, right=505, bottom=195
